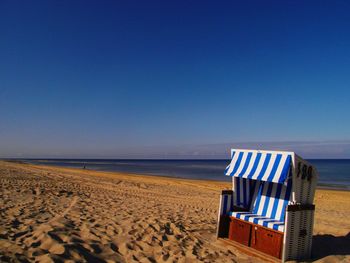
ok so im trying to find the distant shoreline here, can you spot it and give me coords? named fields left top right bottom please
left=3, top=157, right=350, bottom=161
left=4, top=159, right=350, bottom=191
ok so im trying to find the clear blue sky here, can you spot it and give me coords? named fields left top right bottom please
left=1, top=1, right=350, bottom=158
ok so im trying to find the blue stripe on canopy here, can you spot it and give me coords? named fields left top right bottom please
left=225, top=150, right=292, bottom=184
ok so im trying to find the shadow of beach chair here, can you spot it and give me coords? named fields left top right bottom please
left=312, top=232, right=350, bottom=260
left=217, top=149, right=318, bottom=262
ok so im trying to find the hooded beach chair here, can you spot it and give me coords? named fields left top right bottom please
left=217, top=149, right=318, bottom=261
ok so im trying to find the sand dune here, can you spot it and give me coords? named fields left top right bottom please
left=0, top=161, right=349, bottom=262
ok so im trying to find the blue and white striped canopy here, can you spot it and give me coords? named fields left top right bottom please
left=225, top=149, right=292, bottom=184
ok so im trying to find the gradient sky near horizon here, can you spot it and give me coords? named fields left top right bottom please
left=1, top=1, right=350, bottom=158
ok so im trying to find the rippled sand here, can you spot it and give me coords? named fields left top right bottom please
left=0, top=161, right=349, bottom=262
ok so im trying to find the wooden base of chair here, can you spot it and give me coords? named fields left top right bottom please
left=218, top=238, right=280, bottom=263
left=228, top=217, right=283, bottom=259
left=251, top=224, right=283, bottom=259
left=229, top=217, right=252, bottom=246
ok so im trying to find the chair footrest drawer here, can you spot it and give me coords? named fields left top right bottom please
left=229, top=218, right=252, bottom=246
left=250, top=225, right=283, bottom=259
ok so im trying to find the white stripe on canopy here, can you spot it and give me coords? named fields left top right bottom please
left=225, top=149, right=292, bottom=184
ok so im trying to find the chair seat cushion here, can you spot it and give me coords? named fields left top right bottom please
left=229, top=211, right=284, bottom=232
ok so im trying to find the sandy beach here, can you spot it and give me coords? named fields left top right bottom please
left=0, top=161, right=349, bottom=262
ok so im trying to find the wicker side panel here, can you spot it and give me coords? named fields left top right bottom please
left=283, top=208, right=315, bottom=261
left=293, top=157, right=318, bottom=204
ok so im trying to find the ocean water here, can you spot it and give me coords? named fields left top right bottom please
left=23, top=159, right=350, bottom=190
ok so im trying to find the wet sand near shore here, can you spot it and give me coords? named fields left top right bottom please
left=0, top=161, right=349, bottom=262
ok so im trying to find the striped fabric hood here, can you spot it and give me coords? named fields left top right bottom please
left=225, top=149, right=292, bottom=184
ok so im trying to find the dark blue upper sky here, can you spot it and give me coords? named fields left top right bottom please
left=1, top=1, right=350, bottom=158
